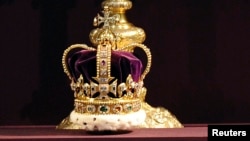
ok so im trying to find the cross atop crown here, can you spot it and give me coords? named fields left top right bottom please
left=93, top=6, right=120, bottom=28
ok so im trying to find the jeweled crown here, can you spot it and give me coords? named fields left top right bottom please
left=62, top=6, right=151, bottom=115
left=58, top=0, right=183, bottom=131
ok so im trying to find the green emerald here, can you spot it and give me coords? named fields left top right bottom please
left=127, top=106, right=132, bottom=111
left=100, top=106, right=108, bottom=112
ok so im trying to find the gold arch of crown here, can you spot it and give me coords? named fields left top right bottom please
left=61, top=6, right=152, bottom=114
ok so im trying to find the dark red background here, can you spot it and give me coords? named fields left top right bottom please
left=0, top=0, right=250, bottom=125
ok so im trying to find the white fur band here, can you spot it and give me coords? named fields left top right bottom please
left=68, top=109, right=146, bottom=131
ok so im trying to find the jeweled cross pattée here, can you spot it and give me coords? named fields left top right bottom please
left=91, top=37, right=118, bottom=99
left=93, top=6, right=120, bottom=28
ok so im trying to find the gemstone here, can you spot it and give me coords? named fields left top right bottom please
left=100, top=69, right=107, bottom=75
left=127, top=105, right=132, bottom=111
left=86, top=105, right=96, bottom=113
left=100, top=78, right=108, bottom=83
left=101, top=60, right=106, bottom=66
left=99, top=105, right=109, bottom=113
left=124, top=104, right=132, bottom=112
left=100, top=51, right=107, bottom=57
left=113, top=105, right=123, bottom=113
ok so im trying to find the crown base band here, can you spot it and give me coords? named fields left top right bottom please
left=74, top=99, right=141, bottom=115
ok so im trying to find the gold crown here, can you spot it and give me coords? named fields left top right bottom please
left=58, top=0, right=183, bottom=130
left=62, top=6, right=152, bottom=115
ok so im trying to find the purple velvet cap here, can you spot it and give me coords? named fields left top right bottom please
left=67, top=50, right=143, bottom=83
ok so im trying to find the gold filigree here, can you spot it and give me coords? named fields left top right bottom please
left=141, top=102, right=183, bottom=128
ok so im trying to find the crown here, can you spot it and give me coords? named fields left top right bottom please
left=62, top=6, right=151, bottom=114
left=57, top=0, right=183, bottom=131
left=59, top=5, right=151, bottom=131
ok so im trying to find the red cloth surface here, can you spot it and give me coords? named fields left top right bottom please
left=0, top=124, right=207, bottom=141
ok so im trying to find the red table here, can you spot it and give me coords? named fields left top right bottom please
left=0, top=124, right=207, bottom=141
